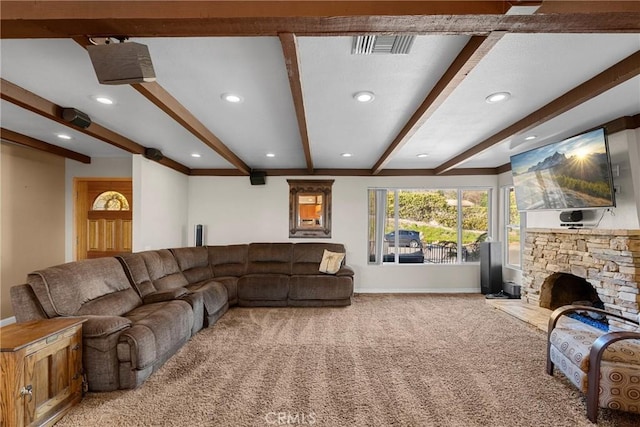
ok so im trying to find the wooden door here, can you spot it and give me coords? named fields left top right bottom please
left=75, top=179, right=132, bottom=260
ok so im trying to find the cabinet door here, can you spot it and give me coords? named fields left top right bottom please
left=23, top=328, right=82, bottom=426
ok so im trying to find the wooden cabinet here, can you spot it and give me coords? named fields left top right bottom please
left=1, top=318, right=85, bottom=427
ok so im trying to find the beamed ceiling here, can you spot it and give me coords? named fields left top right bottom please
left=1, top=1, right=639, bottom=177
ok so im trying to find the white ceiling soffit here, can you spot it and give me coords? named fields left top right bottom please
left=136, top=36, right=306, bottom=170
left=1, top=100, right=128, bottom=157
left=0, top=38, right=234, bottom=169
left=297, top=35, right=471, bottom=169
left=388, top=33, right=640, bottom=170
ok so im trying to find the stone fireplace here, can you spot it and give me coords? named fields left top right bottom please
left=539, top=272, right=602, bottom=310
left=522, top=228, right=640, bottom=329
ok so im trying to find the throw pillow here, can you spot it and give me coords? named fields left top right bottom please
left=319, top=249, right=345, bottom=274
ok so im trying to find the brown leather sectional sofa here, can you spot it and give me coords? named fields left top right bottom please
left=10, top=242, right=354, bottom=391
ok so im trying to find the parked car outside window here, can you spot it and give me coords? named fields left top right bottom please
left=384, top=230, right=423, bottom=248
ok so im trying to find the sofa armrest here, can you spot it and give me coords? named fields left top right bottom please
left=77, top=315, right=132, bottom=338
left=336, top=265, right=354, bottom=277
left=142, top=287, right=189, bottom=304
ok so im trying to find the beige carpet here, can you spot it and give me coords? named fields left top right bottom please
left=57, top=294, right=640, bottom=426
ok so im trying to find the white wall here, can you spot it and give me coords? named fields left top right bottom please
left=628, top=128, right=640, bottom=223
left=132, top=155, right=189, bottom=251
left=189, top=174, right=499, bottom=293
left=65, top=157, right=132, bottom=261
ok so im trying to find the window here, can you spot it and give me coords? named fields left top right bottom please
left=92, top=191, right=130, bottom=211
left=504, top=186, right=523, bottom=268
left=368, top=188, right=491, bottom=264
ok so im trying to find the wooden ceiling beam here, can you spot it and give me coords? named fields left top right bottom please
left=371, top=32, right=505, bottom=174
left=0, top=2, right=518, bottom=21
left=537, top=1, right=640, bottom=14
left=131, top=82, right=251, bottom=175
left=279, top=33, right=313, bottom=173
left=1, top=1, right=637, bottom=38
left=1, top=127, right=91, bottom=164
left=0, top=78, right=191, bottom=175
left=72, top=36, right=250, bottom=175
left=190, top=167, right=500, bottom=177
left=434, top=50, right=640, bottom=175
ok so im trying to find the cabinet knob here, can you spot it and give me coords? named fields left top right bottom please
left=72, top=343, right=80, bottom=351
left=20, top=385, right=33, bottom=402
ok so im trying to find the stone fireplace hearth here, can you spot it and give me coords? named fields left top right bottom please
left=522, top=228, right=640, bottom=329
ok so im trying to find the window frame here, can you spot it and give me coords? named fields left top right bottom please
left=503, top=185, right=525, bottom=270
left=368, top=186, right=493, bottom=265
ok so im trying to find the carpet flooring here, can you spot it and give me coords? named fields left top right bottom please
left=57, top=294, right=640, bottom=426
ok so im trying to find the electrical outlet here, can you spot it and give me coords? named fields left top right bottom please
left=614, top=185, right=621, bottom=194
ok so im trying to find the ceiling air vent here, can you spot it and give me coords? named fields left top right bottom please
left=351, top=35, right=415, bottom=55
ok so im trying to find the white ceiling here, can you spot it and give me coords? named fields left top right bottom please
left=1, top=10, right=639, bottom=175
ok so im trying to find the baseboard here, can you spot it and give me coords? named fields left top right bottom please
left=0, top=316, right=16, bottom=327
left=356, top=289, right=480, bottom=294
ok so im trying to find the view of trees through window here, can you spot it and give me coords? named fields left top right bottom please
left=369, top=188, right=490, bottom=264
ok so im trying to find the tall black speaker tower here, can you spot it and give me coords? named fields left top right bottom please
left=195, top=224, right=203, bottom=247
left=480, top=241, right=502, bottom=295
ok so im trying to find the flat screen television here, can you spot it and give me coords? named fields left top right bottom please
left=510, top=127, right=616, bottom=211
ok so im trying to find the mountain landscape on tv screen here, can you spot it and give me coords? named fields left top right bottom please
left=512, top=147, right=613, bottom=210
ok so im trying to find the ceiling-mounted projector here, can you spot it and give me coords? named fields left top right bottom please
left=87, top=41, right=156, bottom=85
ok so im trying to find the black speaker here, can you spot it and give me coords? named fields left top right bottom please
left=62, top=108, right=92, bottom=129
left=559, top=210, right=583, bottom=222
left=195, top=224, right=203, bottom=247
left=144, top=148, right=164, bottom=161
left=250, top=171, right=266, bottom=185
left=480, top=242, right=503, bottom=295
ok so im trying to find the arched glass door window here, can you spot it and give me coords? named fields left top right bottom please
left=92, top=191, right=130, bottom=211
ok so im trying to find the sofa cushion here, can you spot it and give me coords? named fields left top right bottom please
left=292, top=243, right=346, bottom=275
left=118, top=253, right=155, bottom=297
left=238, top=274, right=289, bottom=301
left=28, top=258, right=142, bottom=317
left=142, top=249, right=189, bottom=291
left=120, top=250, right=189, bottom=295
left=171, top=247, right=213, bottom=284
left=208, top=244, right=248, bottom=277
left=289, top=275, right=353, bottom=300
left=247, top=243, right=292, bottom=275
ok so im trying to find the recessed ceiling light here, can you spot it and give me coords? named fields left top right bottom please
left=191, top=153, right=201, bottom=158
left=93, top=96, right=114, bottom=105
left=56, top=133, right=72, bottom=140
left=341, top=153, right=353, bottom=157
left=266, top=153, right=275, bottom=158
left=524, top=135, right=537, bottom=141
left=416, top=153, right=429, bottom=158
left=353, top=91, right=375, bottom=103
left=485, top=92, right=511, bottom=103
left=221, top=93, right=243, bottom=103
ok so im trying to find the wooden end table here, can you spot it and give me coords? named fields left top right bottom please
left=1, top=318, right=86, bottom=427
